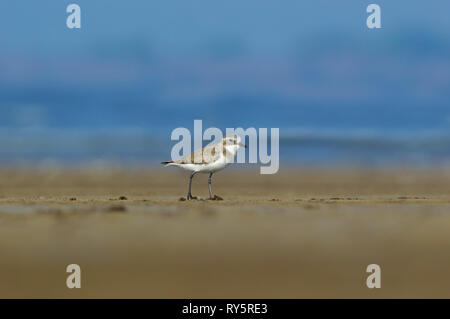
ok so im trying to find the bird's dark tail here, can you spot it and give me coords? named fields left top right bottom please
left=161, top=161, right=174, bottom=166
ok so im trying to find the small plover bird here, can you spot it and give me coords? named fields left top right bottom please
left=161, top=134, right=246, bottom=200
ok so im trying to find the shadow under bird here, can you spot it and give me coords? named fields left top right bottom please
left=161, top=134, right=247, bottom=200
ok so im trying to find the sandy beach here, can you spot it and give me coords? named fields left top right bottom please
left=0, top=167, right=449, bottom=298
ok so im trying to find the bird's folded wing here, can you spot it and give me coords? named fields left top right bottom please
left=175, top=143, right=222, bottom=164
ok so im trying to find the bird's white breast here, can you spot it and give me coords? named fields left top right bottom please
left=178, top=154, right=229, bottom=173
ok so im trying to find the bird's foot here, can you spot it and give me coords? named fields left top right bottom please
left=209, top=195, right=223, bottom=201
left=187, top=194, right=198, bottom=200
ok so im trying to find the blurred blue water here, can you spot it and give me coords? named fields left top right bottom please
left=0, top=1, right=449, bottom=167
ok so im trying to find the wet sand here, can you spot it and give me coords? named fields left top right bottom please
left=0, top=167, right=449, bottom=298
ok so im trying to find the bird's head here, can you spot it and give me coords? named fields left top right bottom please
left=222, top=134, right=247, bottom=155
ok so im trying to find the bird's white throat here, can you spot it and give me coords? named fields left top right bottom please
left=225, top=144, right=240, bottom=155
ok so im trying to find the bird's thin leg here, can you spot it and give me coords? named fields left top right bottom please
left=207, top=173, right=223, bottom=200
left=187, top=172, right=197, bottom=200
left=208, top=172, right=214, bottom=199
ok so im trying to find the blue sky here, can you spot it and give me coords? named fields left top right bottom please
left=1, top=1, right=449, bottom=55
left=0, top=1, right=449, bottom=164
